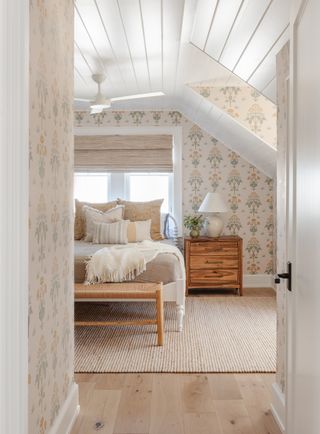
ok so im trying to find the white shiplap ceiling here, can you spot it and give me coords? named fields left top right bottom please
left=74, top=0, right=186, bottom=100
left=190, top=0, right=290, bottom=101
left=74, top=0, right=289, bottom=176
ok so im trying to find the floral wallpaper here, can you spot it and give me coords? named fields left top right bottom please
left=190, top=80, right=277, bottom=149
left=29, top=1, right=74, bottom=433
left=276, top=42, right=290, bottom=394
left=75, top=110, right=274, bottom=275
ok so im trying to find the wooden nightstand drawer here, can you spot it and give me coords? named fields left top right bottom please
left=190, top=241, right=238, bottom=256
left=190, top=269, right=238, bottom=284
left=190, top=255, right=238, bottom=270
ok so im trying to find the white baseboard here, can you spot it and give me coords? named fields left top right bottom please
left=271, top=382, right=285, bottom=433
left=244, top=274, right=274, bottom=288
left=48, top=383, right=79, bottom=434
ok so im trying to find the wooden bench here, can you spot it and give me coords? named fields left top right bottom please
left=74, top=281, right=164, bottom=346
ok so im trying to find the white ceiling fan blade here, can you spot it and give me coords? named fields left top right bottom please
left=74, top=98, right=91, bottom=102
left=75, top=74, right=164, bottom=113
left=111, top=91, right=165, bottom=102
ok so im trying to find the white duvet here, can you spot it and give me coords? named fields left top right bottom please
left=85, top=240, right=184, bottom=284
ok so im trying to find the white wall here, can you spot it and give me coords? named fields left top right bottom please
left=0, top=1, right=28, bottom=433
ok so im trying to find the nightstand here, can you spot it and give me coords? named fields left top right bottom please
left=184, top=236, right=243, bottom=295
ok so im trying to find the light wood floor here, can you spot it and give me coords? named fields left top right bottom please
left=189, top=287, right=275, bottom=298
left=72, top=373, right=281, bottom=434
left=72, top=288, right=279, bottom=434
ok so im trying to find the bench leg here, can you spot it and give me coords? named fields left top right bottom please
left=156, top=289, right=164, bottom=346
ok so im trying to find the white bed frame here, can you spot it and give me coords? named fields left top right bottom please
left=76, top=278, right=186, bottom=332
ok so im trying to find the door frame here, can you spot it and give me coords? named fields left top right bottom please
left=286, top=0, right=312, bottom=432
left=0, top=1, right=29, bottom=433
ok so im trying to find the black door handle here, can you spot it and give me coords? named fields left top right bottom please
left=275, top=262, right=292, bottom=291
left=278, top=272, right=289, bottom=279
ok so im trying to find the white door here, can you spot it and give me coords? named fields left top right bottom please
left=286, top=0, right=320, bottom=432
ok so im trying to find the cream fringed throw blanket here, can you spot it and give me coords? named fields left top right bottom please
left=85, top=240, right=184, bottom=284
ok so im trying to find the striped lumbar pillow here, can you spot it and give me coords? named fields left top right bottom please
left=92, top=220, right=129, bottom=244
left=84, top=205, right=124, bottom=242
left=127, top=220, right=152, bottom=242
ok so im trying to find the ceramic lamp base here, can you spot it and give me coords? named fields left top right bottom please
left=206, top=215, right=224, bottom=237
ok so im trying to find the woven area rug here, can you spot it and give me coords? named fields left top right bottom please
left=75, top=296, right=276, bottom=373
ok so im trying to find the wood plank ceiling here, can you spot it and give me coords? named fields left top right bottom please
left=74, top=0, right=289, bottom=103
left=74, top=0, right=289, bottom=176
left=190, top=0, right=290, bottom=101
left=75, top=0, right=185, bottom=100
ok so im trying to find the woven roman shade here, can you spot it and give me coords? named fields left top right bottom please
left=74, top=135, right=173, bottom=172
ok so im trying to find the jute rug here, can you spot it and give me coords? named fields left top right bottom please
left=75, top=296, right=276, bottom=373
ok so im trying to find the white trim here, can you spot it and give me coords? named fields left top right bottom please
left=243, top=274, right=274, bottom=288
left=74, top=126, right=183, bottom=235
left=0, top=1, right=29, bottom=433
left=172, top=127, right=183, bottom=236
left=48, top=383, right=80, bottom=434
left=111, top=172, right=126, bottom=201
left=271, top=383, right=286, bottom=433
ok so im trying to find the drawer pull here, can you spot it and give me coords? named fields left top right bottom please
left=194, top=245, right=222, bottom=251
left=206, top=272, right=222, bottom=278
left=206, top=260, right=223, bottom=264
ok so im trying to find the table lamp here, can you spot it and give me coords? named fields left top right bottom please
left=198, top=192, right=228, bottom=237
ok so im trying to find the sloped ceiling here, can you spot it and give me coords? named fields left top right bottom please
left=74, top=0, right=289, bottom=177
left=190, top=0, right=290, bottom=102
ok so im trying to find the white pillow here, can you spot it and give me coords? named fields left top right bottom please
left=127, top=220, right=152, bottom=242
left=92, top=220, right=129, bottom=244
left=83, top=205, right=124, bottom=242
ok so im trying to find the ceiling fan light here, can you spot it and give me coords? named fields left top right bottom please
left=90, top=104, right=110, bottom=111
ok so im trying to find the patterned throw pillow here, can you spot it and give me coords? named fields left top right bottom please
left=92, top=220, right=129, bottom=244
left=117, top=198, right=164, bottom=240
left=127, top=220, right=151, bottom=242
left=83, top=205, right=124, bottom=242
left=74, top=199, right=118, bottom=240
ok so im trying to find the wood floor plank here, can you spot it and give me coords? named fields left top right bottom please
left=184, top=412, right=223, bottom=434
left=74, top=373, right=96, bottom=383
left=260, top=373, right=276, bottom=397
left=243, top=287, right=276, bottom=297
left=235, top=375, right=281, bottom=434
left=95, top=373, right=127, bottom=390
left=71, top=389, right=121, bottom=434
left=113, top=374, right=153, bottom=434
left=149, top=374, right=184, bottom=434
left=209, top=374, right=242, bottom=400
left=180, top=374, right=215, bottom=413
left=77, top=381, right=96, bottom=409
left=73, top=373, right=281, bottom=434
left=215, top=400, right=255, bottom=434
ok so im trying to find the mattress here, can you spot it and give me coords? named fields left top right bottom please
left=74, top=239, right=183, bottom=285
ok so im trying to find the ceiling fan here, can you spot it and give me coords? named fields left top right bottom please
left=75, top=73, right=164, bottom=114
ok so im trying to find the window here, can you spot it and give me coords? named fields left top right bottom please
left=74, top=128, right=182, bottom=234
left=126, top=173, right=172, bottom=213
left=74, top=172, right=109, bottom=203
left=74, top=172, right=172, bottom=213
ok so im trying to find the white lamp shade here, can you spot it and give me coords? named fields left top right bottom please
left=198, top=192, right=228, bottom=213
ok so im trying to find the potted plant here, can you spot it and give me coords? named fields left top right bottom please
left=184, top=214, right=204, bottom=238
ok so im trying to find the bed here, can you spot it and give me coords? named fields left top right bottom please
left=74, top=239, right=186, bottom=331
